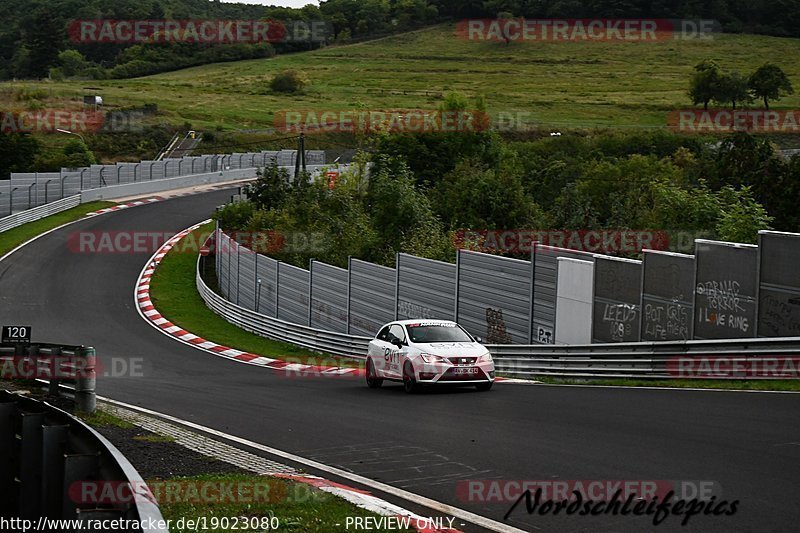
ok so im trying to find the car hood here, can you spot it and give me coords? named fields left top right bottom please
left=413, top=342, right=488, bottom=357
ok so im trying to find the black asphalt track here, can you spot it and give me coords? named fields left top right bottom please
left=1, top=190, right=798, bottom=532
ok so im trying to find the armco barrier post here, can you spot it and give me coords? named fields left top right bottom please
left=48, top=346, right=61, bottom=396
left=74, top=347, right=96, bottom=414
left=0, top=402, right=15, bottom=515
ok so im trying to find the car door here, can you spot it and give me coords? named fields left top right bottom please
left=383, top=324, right=408, bottom=379
left=369, top=325, right=392, bottom=378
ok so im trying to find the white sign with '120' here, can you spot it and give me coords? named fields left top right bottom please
left=2, top=325, right=31, bottom=344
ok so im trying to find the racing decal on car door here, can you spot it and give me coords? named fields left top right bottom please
left=368, top=340, right=390, bottom=378
left=383, top=346, right=403, bottom=378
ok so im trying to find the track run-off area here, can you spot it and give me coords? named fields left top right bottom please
left=1, top=189, right=799, bottom=532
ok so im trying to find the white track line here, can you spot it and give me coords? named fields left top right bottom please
left=99, top=395, right=528, bottom=533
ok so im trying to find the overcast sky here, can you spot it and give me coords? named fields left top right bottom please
left=222, top=0, right=320, bottom=7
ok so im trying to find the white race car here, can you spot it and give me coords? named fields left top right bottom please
left=365, top=320, right=495, bottom=393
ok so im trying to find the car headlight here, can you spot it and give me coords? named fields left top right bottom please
left=477, top=352, right=493, bottom=364
left=420, top=353, right=447, bottom=364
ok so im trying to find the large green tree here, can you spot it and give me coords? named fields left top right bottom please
left=367, top=155, right=444, bottom=255
left=748, top=63, right=794, bottom=109
left=689, top=60, right=722, bottom=110
left=714, top=71, right=752, bottom=109
left=0, top=132, right=40, bottom=179
left=432, top=159, right=545, bottom=230
left=57, top=50, right=89, bottom=77
left=23, top=9, right=66, bottom=78
left=711, top=133, right=796, bottom=230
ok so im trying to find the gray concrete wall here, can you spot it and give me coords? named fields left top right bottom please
left=80, top=168, right=258, bottom=202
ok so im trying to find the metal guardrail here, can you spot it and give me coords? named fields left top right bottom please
left=197, top=257, right=369, bottom=359
left=488, top=338, right=800, bottom=379
left=2, top=149, right=327, bottom=218
left=164, top=132, right=202, bottom=160
left=199, top=252, right=800, bottom=378
left=156, top=132, right=182, bottom=161
left=0, top=390, right=167, bottom=531
left=0, top=343, right=97, bottom=412
left=0, top=195, right=80, bottom=233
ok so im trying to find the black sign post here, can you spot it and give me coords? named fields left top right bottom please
left=2, top=326, right=32, bottom=344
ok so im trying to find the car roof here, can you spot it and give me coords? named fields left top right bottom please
left=394, top=319, right=458, bottom=326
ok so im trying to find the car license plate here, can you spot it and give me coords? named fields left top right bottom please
left=452, top=367, right=478, bottom=375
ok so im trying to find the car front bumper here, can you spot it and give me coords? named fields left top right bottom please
left=415, top=362, right=495, bottom=384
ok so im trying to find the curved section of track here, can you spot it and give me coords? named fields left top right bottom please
left=1, top=190, right=799, bottom=532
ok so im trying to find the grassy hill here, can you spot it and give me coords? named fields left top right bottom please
left=3, top=24, right=800, bottom=134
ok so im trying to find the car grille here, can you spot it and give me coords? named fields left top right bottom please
left=447, top=357, right=477, bottom=366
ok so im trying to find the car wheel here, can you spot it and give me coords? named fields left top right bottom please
left=403, top=361, right=419, bottom=394
left=366, top=358, right=383, bottom=389
left=476, top=381, right=493, bottom=392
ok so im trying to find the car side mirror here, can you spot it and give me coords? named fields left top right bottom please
left=391, top=338, right=404, bottom=349
left=475, top=336, right=483, bottom=343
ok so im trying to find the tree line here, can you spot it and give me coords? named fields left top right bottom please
left=216, top=97, right=799, bottom=270
left=690, top=62, right=794, bottom=110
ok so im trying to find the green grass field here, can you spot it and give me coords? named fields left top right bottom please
left=0, top=201, right=115, bottom=258
left=3, top=24, right=800, bottom=133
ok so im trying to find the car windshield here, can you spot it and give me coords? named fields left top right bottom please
left=407, top=324, right=473, bottom=343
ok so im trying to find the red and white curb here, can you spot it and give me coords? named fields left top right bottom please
left=86, top=197, right=164, bottom=217
left=135, top=220, right=364, bottom=378
left=85, top=182, right=253, bottom=218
